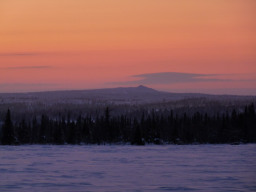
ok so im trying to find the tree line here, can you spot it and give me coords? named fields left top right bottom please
left=0, top=104, right=255, bottom=145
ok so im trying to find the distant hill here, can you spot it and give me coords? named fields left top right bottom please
left=0, top=85, right=256, bottom=124
left=0, top=85, right=255, bottom=105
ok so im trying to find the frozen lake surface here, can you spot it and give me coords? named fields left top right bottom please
left=0, top=144, right=256, bottom=192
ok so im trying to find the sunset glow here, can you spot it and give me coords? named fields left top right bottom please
left=1, top=0, right=256, bottom=94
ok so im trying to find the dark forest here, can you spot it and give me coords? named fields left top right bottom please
left=0, top=103, right=255, bottom=145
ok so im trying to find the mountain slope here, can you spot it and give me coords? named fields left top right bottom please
left=0, top=85, right=255, bottom=105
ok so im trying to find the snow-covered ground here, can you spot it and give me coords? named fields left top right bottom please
left=0, top=144, right=256, bottom=192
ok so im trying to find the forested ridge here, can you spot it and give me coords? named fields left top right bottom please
left=0, top=103, right=255, bottom=145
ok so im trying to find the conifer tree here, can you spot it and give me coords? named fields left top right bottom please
left=2, top=109, right=15, bottom=145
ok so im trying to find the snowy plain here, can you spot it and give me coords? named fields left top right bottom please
left=0, top=144, right=256, bottom=192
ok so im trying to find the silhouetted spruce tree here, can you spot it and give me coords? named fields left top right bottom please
left=246, top=103, right=256, bottom=142
left=2, top=109, right=15, bottom=145
left=104, top=107, right=114, bottom=142
left=131, top=118, right=145, bottom=145
left=67, top=121, right=76, bottom=144
left=53, top=123, right=64, bottom=144
left=39, top=114, right=49, bottom=143
left=81, top=116, right=91, bottom=143
left=17, top=119, right=30, bottom=144
left=31, top=116, right=39, bottom=144
left=75, top=115, right=83, bottom=144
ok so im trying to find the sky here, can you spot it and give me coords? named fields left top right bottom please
left=0, top=0, right=256, bottom=95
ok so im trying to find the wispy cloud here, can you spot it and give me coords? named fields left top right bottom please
left=0, top=83, right=57, bottom=87
left=2, top=65, right=51, bottom=70
left=112, top=72, right=232, bottom=85
left=0, top=52, right=41, bottom=56
left=0, top=83, right=59, bottom=93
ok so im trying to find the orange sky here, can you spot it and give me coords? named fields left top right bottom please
left=0, top=0, right=256, bottom=94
